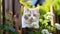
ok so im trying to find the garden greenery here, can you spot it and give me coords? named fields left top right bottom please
left=20, top=0, right=60, bottom=34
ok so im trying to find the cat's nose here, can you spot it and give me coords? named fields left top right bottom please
left=30, top=18, right=33, bottom=22
left=31, top=17, right=33, bottom=20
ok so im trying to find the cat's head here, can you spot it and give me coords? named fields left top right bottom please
left=23, top=7, right=40, bottom=23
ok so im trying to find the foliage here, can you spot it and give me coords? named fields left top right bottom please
left=53, top=0, right=60, bottom=15
left=20, top=0, right=60, bottom=34
left=0, top=17, right=18, bottom=34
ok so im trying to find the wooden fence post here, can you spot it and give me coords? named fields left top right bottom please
left=14, top=0, right=22, bottom=34
left=0, top=0, right=3, bottom=34
left=3, top=0, right=13, bottom=34
left=50, top=5, right=56, bottom=26
left=50, top=5, right=60, bottom=34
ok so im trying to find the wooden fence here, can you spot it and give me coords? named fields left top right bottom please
left=3, top=0, right=22, bottom=34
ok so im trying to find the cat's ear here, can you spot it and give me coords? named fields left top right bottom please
left=34, top=7, right=39, bottom=12
left=24, top=6, right=29, bottom=12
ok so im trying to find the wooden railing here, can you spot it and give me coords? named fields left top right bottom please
left=2, top=0, right=22, bottom=34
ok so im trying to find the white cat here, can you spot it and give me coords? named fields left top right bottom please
left=22, top=7, right=40, bottom=28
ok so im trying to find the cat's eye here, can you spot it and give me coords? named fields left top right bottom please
left=33, top=14, right=36, bottom=16
left=28, top=14, right=31, bottom=16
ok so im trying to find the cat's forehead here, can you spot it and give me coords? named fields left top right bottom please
left=29, top=8, right=37, bottom=13
left=29, top=8, right=36, bottom=11
left=26, top=9, right=39, bottom=14
left=29, top=9, right=35, bottom=13
left=28, top=9, right=37, bottom=14
left=24, top=7, right=39, bottom=14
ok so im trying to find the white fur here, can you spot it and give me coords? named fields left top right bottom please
left=22, top=7, right=39, bottom=28
left=22, top=16, right=39, bottom=28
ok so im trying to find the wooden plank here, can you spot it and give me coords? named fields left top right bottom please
left=0, top=0, right=1, bottom=23
left=14, top=0, right=22, bottom=34
left=0, top=0, right=3, bottom=34
left=3, top=0, right=13, bottom=34
left=50, top=5, right=56, bottom=26
left=3, top=0, right=5, bottom=34
left=5, top=0, right=13, bottom=22
left=0, top=0, right=3, bottom=24
left=0, top=0, right=2, bottom=24
left=3, top=0, right=9, bottom=34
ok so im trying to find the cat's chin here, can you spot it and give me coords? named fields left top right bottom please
left=25, top=21, right=32, bottom=24
left=25, top=20, right=36, bottom=24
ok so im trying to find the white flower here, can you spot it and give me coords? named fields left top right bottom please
left=46, top=15, right=52, bottom=19
left=46, top=12, right=54, bottom=16
left=41, top=29, right=50, bottom=34
left=46, top=12, right=51, bottom=14
left=44, top=12, right=54, bottom=20
left=49, top=33, right=53, bottom=34
left=55, top=23, right=60, bottom=30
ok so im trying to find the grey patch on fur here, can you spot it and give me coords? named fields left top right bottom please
left=24, top=15, right=28, bottom=19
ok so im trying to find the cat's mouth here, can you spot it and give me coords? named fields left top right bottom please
left=30, top=20, right=33, bottom=22
left=29, top=19, right=36, bottom=23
